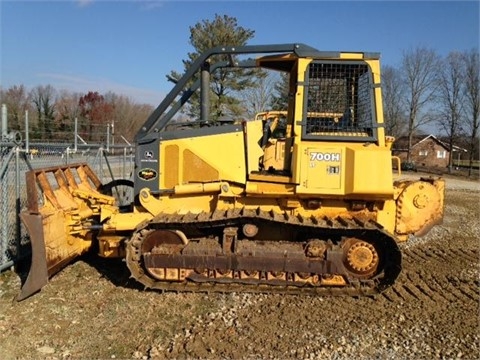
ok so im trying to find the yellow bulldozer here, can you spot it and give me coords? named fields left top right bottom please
left=18, top=44, right=445, bottom=300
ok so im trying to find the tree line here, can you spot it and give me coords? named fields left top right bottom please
left=0, top=85, right=154, bottom=143
left=382, top=48, right=479, bottom=174
left=1, top=14, right=478, bottom=173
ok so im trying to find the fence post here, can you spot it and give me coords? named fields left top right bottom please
left=15, top=147, right=21, bottom=258
left=123, top=147, right=127, bottom=179
left=1, top=104, right=7, bottom=140
left=98, top=147, right=103, bottom=181
left=106, top=125, right=110, bottom=153
left=74, top=117, right=78, bottom=153
left=66, top=147, right=70, bottom=164
left=25, top=110, right=29, bottom=153
left=111, top=122, right=115, bottom=155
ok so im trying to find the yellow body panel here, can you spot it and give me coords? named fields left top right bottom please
left=244, top=120, right=266, bottom=173
left=346, top=148, right=393, bottom=197
left=293, top=142, right=394, bottom=198
left=375, top=199, right=398, bottom=236
left=159, top=131, right=246, bottom=189
left=262, top=139, right=287, bottom=171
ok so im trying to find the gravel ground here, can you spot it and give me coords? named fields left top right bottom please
left=0, top=174, right=478, bottom=360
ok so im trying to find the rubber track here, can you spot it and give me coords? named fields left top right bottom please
left=126, top=208, right=402, bottom=297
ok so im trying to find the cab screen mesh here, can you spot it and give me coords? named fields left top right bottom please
left=304, top=62, right=374, bottom=138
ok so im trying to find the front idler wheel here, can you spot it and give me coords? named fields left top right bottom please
left=140, top=229, right=189, bottom=281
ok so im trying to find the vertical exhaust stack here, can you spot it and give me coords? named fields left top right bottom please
left=200, top=60, right=210, bottom=123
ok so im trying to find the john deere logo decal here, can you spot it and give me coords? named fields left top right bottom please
left=144, top=151, right=154, bottom=159
left=138, top=168, right=157, bottom=181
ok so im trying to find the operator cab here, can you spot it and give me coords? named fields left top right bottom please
left=247, top=50, right=388, bottom=195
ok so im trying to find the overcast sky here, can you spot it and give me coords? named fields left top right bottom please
left=1, top=0, right=478, bottom=105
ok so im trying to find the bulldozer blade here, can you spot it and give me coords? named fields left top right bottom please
left=18, top=210, right=91, bottom=300
left=17, top=213, right=49, bottom=301
left=17, top=163, right=112, bottom=300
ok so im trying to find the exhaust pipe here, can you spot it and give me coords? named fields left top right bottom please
left=200, top=60, right=210, bottom=122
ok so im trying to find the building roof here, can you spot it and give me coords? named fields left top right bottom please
left=393, top=134, right=468, bottom=153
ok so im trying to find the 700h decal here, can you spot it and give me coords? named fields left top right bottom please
left=310, top=152, right=341, bottom=162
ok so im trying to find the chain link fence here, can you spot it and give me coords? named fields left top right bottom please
left=0, top=142, right=135, bottom=272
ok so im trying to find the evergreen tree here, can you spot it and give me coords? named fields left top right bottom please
left=167, top=14, right=259, bottom=120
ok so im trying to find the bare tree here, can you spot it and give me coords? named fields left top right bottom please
left=463, top=49, right=480, bottom=176
left=2, top=85, right=155, bottom=143
left=381, top=65, right=406, bottom=138
left=239, top=71, right=278, bottom=119
left=55, top=90, right=81, bottom=141
left=436, top=52, right=466, bottom=173
left=106, top=92, right=153, bottom=142
left=30, top=85, right=57, bottom=140
left=0, top=85, right=32, bottom=132
left=269, top=72, right=290, bottom=111
left=401, top=47, right=440, bottom=162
